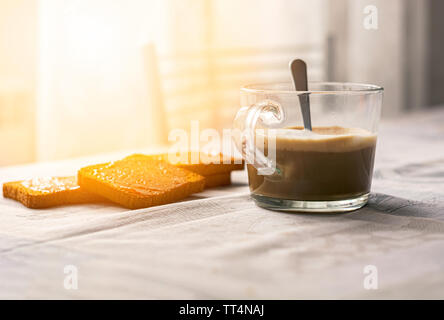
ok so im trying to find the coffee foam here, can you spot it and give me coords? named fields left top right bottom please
left=257, top=126, right=377, bottom=152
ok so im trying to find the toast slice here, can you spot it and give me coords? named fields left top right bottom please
left=2, top=176, right=103, bottom=209
left=204, top=172, right=231, bottom=188
left=78, top=156, right=205, bottom=209
left=125, top=152, right=244, bottom=176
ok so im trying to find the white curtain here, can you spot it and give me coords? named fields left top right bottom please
left=35, top=0, right=327, bottom=161
left=327, top=0, right=430, bottom=116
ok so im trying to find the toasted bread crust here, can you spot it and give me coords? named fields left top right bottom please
left=204, top=172, right=231, bottom=188
left=125, top=152, right=244, bottom=176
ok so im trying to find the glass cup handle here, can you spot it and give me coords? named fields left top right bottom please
left=232, top=100, right=284, bottom=175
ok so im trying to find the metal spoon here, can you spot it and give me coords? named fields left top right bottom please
left=290, top=59, right=312, bottom=131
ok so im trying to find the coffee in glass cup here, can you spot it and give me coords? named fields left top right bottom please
left=233, top=82, right=383, bottom=213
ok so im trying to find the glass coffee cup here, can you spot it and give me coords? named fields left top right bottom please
left=233, top=82, right=383, bottom=213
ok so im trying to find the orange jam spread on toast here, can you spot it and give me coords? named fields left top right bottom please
left=78, top=156, right=205, bottom=209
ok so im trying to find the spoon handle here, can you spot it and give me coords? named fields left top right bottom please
left=290, top=59, right=312, bottom=131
